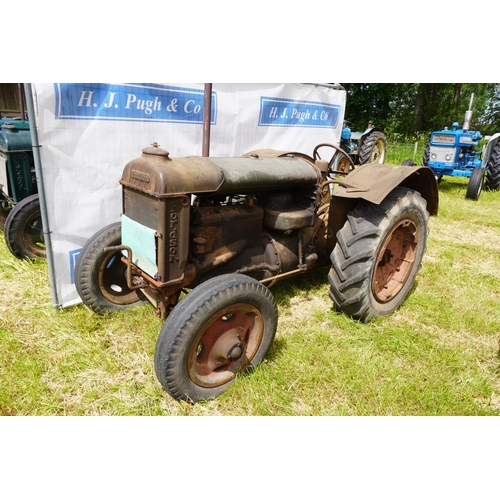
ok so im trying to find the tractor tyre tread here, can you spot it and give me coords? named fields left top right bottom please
left=358, top=131, right=387, bottom=164
left=485, top=142, right=500, bottom=191
left=328, top=187, right=429, bottom=322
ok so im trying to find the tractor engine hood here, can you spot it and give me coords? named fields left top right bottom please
left=120, top=143, right=322, bottom=197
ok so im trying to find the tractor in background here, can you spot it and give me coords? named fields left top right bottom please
left=0, top=115, right=44, bottom=259
left=418, top=94, right=500, bottom=200
left=338, top=120, right=387, bottom=172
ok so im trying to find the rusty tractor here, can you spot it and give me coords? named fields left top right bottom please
left=75, top=142, right=439, bottom=402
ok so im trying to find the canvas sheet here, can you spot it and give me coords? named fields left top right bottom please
left=31, top=83, right=346, bottom=307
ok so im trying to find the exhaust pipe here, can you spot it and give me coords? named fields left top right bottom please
left=463, top=93, right=474, bottom=131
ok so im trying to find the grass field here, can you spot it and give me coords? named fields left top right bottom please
left=1, top=144, right=500, bottom=416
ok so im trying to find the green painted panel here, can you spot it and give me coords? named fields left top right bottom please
left=121, top=214, right=158, bottom=278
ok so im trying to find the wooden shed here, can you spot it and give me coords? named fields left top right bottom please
left=0, top=83, right=27, bottom=118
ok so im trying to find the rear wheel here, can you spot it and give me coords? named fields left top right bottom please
left=422, top=143, right=430, bottom=166
left=359, top=131, right=387, bottom=164
left=4, top=194, right=45, bottom=259
left=401, top=159, right=417, bottom=166
left=328, top=187, right=429, bottom=322
left=154, top=274, right=278, bottom=402
left=75, top=222, right=144, bottom=313
left=465, top=167, right=484, bottom=200
left=485, top=142, right=500, bottom=191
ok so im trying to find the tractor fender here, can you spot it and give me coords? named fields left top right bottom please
left=327, top=163, right=439, bottom=251
left=358, top=126, right=384, bottom=146
left=332, top=162, right=438, bottom=213
left=482, top=133, right=500, bottom=166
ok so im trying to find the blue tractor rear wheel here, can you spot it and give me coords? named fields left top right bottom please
left=485, top=142, right=500, bottom=191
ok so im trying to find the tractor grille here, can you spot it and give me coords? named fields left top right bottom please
left=123, top=187, right=159, bottom=229
left=429, top=146, right=456, bottom=164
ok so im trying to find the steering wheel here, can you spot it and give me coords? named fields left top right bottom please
left=313, top=143, right=355, bottom=175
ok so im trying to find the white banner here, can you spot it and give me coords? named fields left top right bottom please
left=31, top=83, right=346, bottom=307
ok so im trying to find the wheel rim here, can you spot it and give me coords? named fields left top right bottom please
left=21, top=210, right=46, bottom=258
left=188, top=303, right=264, bottom=388
left=372, top=218, right=417, bottom=303
left=370, top=139, right=385, bottom=163
left=98, top=250, right=138, bottom=305
left=337, top=155, right=350, bottom=173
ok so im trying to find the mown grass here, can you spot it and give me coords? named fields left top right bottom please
left=1, top=144, right=499, bottom=415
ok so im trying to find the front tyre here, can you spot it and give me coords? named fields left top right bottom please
left=4, top=194, right=45, bottom=259
left=422, top=143, right=431, bottom=166
left=154, top=274, right=278, bottom=402
left=328, top=187, right=429, bottom=322
left=465, top=167, right=484, bottom=200
left=75, top=222, right=144, bottom=313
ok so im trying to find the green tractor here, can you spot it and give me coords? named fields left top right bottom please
left=0, top=115, right=45, bottom=259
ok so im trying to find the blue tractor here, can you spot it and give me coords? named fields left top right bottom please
left=420, top=94, right=500, bottom=200
left=339, top=120, right=387, bottom=169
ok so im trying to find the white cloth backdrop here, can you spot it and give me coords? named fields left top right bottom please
left=31, top=83, right=346, bottom=307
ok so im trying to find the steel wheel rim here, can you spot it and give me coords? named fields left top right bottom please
left=21, top=211, right=46, bottom=257
left=188, top=303, right=264, bottom=388
left=98, top=251, right=137, bottom=304
left=371, top=139, right=385, bottom=163
left=372, top=218, right=417, bottom=303
left=337, top=155, right=350, bottom=173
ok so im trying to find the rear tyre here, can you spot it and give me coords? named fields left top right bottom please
left=401, top=159, right=417, bottom=166
left=422, top=143, right=431, bottom=166
left=485, top=142, right=500, bottom=191
left=465, top=167, right=484, bottom=200
left=154, top=274, right=278, bottom=402
left=4, top=194, right=45, bottom=259
left=328, top=187, right=429, bottom=322
left=75, top=222, right=144, bottom=313
left=359, top=131, right=387, bottom=164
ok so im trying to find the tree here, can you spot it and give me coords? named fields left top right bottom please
left=341, top=83, right=498, bottom=138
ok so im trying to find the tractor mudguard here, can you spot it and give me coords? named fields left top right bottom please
left=360, top=126, right=383, bottom=138
left=326, top=163, right=439, bottom=252
left=332, top=162, right=439, bottom=214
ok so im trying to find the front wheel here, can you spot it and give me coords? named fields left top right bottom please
left=465, top=167, right=484, bottom=200
left=154, top=274, right=278, bottom=402
left=328, top=187, right=429, bottom=322
left=75, top=222, right=144, bottom=313
left=422, top=143, right=430, bottom=166
left=4, top=194, right=45, bottom=259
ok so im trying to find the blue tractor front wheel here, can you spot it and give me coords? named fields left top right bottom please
left=465, top=167, right=485, bottom=201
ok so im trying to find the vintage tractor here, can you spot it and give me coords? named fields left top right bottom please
left=420, top=94, right=500, bottom=200
left=0, top=117, right=44, bottom=259
left=337, top=120, right=387, bottom=171
left=75, top=142, right=438, bottom=402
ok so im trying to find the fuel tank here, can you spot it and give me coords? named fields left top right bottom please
left=120, top=143, right=321, bottom=197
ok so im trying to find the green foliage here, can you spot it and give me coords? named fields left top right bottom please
left=342, top=83, right=500, bottom=138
